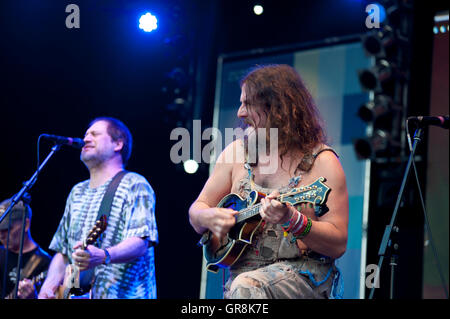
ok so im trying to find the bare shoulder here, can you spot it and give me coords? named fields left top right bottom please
left=309, top=147, right=347, bottom=198
left=215, top=139, right=245, bottom=165
left=312, top=147, right=345, bottom=178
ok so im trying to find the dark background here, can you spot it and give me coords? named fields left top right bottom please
left=0, top=0, right=447, bottom=299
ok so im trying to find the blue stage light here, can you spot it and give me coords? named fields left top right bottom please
left=376, top=3, right=387, bottom=24
left=139, top=12, right=158, bottom=32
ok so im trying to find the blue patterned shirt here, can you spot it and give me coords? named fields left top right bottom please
left=49, top=172, right=158, bottom=299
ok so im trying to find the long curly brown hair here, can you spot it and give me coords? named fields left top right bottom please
left=240, top=64, right=327, bottom=172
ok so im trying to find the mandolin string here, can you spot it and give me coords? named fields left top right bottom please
left=235, top=188, right=320, bottom=223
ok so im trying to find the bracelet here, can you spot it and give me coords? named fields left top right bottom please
left=281, top=206, right=300, bottom=231
left=103, top=248, right=111, bottom=265
left=293, top=217, right=312, bottom=239
left=290, top=213, right=307, bottom=234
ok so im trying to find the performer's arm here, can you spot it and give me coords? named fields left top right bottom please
left=72, top=236, right=148, bottom=270
left=297, top=151, right=349, bottom=259
left=38, top=252, right=68, bottom=299
left=188, top=141, right=239, bottom=238
left=262, top=151, right=349, bottom=259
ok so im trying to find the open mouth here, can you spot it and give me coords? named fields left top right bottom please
left=82, top=145, right=94, bottom=151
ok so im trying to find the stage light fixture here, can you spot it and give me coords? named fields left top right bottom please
left=358, top=60, right=396, bottom=92
left=362, top=26, right=395, bottom=58
left=357, top=94, right=392, bottom=123
left=353, top=129, right=400, bottom=160
left=139, top=12, right=158, bottom=32
left=353, top=138, right=373, bottom=160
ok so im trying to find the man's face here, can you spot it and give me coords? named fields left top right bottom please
left=81, top=120, right=121, bottom=167
left=237, top=84, right=267, bottom=129
left=0, top=220, right=28, bottom=252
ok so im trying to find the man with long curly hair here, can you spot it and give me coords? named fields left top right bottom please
left=189, top=64, right=349, bottom=299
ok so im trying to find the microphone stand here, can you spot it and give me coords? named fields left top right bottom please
left=0, top=143, right=61, bottom=299
left=368, top=128, right=422, bottom=299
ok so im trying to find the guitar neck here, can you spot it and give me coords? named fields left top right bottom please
left=235, top=203, right=262, bottom=223
left=233, top=177, right=328, bottom=225
left=235, top=193, right=289, bottom=223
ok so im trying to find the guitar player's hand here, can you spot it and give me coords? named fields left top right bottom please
left=260, top=190, right=291, bottom=224
left=206, top=207, right=238, bottom=240
left=259, top=190, right=317, bottom=224
left=72, top=242, right=106, bottom=270
left=17, top=278, right=37, bottom=299
left=260, top=191, right=317, bottom=224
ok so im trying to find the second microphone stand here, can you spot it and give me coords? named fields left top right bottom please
left=0, top=143, right=61, bottom=299
left=368, top=127, right=421, bottom=299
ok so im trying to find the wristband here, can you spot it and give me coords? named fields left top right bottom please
left=281, top=205, right=300, bottom=231
left=103, top=249, right=111, bottom=265
left=294, top=217, right=312, bottom=239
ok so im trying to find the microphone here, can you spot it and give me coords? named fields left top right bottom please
left=41, top=134, right=85, bottom=149
left=408, top=116, right=449, bottom=129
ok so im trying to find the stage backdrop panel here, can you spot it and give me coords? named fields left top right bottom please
left=202, top=38, right=371, bottom=299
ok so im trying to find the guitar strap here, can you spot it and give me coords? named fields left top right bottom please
left=21, top=252, right=44, bottom=279
left=95, top=170, right=128, bottom=223
left=78, top=170, right=128, bottom=292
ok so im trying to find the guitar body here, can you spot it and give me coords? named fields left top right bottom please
left=200, top=177, right=331, bottom=273
left=56, top=264, right=86, bottom=299
left=203, top=190, right=261, bottom=273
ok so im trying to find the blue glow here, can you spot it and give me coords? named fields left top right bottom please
left=139, top=12, right=158, bottom=32
left=373, top=2, right=387, bottom=24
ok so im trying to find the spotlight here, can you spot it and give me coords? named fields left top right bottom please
left=358, top=60, right=397, bottom=92
left=354, top=138, right=373, bottom=160
left=353, top=129, right=400, bottom=159
left=357, top=95, right=392, bottom=123
left=253, top=5, right=264, bottom=15
left=183, top=159, right=199, bottom=174
left=361, top=26, right=395, bottom=58
left=139, top=12, right=158, bottom=32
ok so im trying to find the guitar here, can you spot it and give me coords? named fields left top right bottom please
left=56, top=215, right=107, bottom=299
left=199, top=177, right=331, bottom=273
left=5, top=271, right=47, bottom=299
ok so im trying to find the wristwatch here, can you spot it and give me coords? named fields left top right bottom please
left=103, top=249, right=111, bottom=265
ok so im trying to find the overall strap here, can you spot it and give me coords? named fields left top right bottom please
left=244, top=152, right=256, bottom=191
left=313, top=148, right=339, bottom=159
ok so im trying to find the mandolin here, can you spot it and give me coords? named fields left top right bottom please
left=199, top=177, right=330, bottom=273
